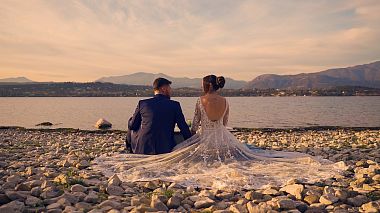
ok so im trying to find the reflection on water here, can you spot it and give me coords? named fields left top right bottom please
left=0, top=96, right=379, bottom=130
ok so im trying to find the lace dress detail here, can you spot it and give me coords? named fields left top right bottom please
left=190, top=98, right=201, bottom=133
left=93, top=98, right=346, bottom=190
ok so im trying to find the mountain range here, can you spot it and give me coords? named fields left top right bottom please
left=1, top=61, right=379, bottom=89
left=0, top=77, right=34, bottom=83
left=96, top=72, right=247, bottom=89
left=245, top=61, right=380, bottom=89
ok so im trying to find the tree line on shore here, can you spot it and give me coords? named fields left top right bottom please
left=0, top=82, right=379, bottom=97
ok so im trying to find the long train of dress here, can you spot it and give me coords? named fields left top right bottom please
left=93, top=98, right=346, bottom=190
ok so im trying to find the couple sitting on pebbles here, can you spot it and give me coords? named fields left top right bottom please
left=94, top=76, right=346, bottom=190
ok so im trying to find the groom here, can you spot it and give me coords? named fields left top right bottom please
left=126, top=78, right=192, bottom=154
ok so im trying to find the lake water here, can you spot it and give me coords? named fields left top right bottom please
left=0, top=97, right=379, bottom=130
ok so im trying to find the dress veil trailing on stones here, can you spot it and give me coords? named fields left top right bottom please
left=94, top=98, right=345, bottom=189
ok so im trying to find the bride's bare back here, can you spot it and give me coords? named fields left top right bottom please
left=200, top=94, right=228, bottom=121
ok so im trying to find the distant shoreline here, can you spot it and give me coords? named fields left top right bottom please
left=1, top=82, right=379, bottom=96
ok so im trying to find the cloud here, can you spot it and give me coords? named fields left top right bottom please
left=0, top=0, right=379, bottom=81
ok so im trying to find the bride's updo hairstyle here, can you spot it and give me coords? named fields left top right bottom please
left=203, top=75, right=226, bottom=93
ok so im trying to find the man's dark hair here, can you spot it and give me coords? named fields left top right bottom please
left=153, top=78, right=172, bottom=90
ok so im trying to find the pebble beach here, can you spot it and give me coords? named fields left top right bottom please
left=0, top=127, right=379, bottom=213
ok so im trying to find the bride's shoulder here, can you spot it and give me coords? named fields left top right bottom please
left=220, top=96, right=228, bottom=107
left=198, top=96, right=205, bottom=102
left=222, top=96, right=228, bottom=103
left=218, top=95, right=227, bottom=102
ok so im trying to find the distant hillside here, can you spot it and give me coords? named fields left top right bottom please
left=1, top=82, right=379, bottom=97
left=0, top=77, right=34, bottom=83
left=96, top=72, right=247, bottom=89
left=245, top=61, right=380, bottom=89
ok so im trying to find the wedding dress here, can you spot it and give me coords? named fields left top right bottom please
left=93, top=98, right=346, bottom=190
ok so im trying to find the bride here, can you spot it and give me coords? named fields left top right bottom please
left=94, top=75, right=345, bottom=190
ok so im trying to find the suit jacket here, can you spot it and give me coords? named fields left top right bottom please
left=128, top=94, right=192, bottom=154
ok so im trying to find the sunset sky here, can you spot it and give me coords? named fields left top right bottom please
left=0, top=0, right=379, bottom=82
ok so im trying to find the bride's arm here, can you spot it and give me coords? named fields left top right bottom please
left=190, top=99, right=201, bottom=135
left=223, top=101, right=229, bottom=126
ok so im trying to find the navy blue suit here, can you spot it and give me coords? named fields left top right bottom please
left=127, top=94, right=192, bottom=154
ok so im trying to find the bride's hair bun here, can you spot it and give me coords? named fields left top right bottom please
left=202, top=75, right=225, bottom=92
left=217, top=76, right=225, bottom=89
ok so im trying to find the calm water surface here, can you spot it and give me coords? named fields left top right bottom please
left=0, top=97, right=379, bottom=130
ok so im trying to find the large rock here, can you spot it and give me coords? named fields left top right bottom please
left=294, top=201, right=308, bottom=212
left=246, top=201, right=274, bottom=213
left=5, top=191, right=27, bottom=201
left=167, top=195, right=182, bottom=209
left=25, top=180, right=42, bottom=188
left=25, top=196, right=42, bottom=207
left=245, top=191, right=263, bottom=200
left=216, top=192, right=234, bottom=200
left=308, top=203, right=327, bottom=212
left=31, top=187, right=42, bottom=197
left=151, top=197, right=168, bottom=211
left=277, top=199, right=296, bottom=210
left=304, top=194, right=320, bottom=205
left=0, top=162, right=8, bottom=168
left=347, top=195, right=370, bottom=207
left=95, top=118, right=112, bottom=129
left=84, top=191, right=99, bottom=203
left=280, top=184, right=304, bottom=200
left=106, top=185, right=124, bottom=196
left=70, top=184, right=86, bottom=193
left=319, top=194, right=339, bottom=205
left=151, top=194, right=167, bottom=205
left=262, top=188, right=281, bottom=196
left=323, top=186, right=335, bottom=195
left=75, top=202, right=93, bottom=211
left=57, top=197, right=71, bottom=206
left=131, top=196, right=150, bottom=206
left=230, top=203, right=248, bottom=213
left=194, top=197, right=216, bottom=209
left=98, top=200, right=122, bottom=209
left=15, top=183, right=31, bottom=191
left=334, top=189, right=348, bottom=202
left=6, top=175, right=22, bottom=184
left=167, top=182, right=185, bottom=190
left=76, top=160, right=90, bottom=169
left=108, top=174, right=122, bottom=186
left=213, top=201, right=229, bottom=211
left=40, top=187, right=61, bottom=199
left=0, top=200, right=25, bottom=213
left=36, top=122, right=53, bottom=126
left=372, top=174, right=380, bottom=182
left=0, top=194, right=11, bottom=205
left=361, top=201, right=380, bottom=213
left=56, top=192, right=79, bottom=205
left=198, top=190, right=216, bottom=199
left=46, top=202, right=62, bottom=210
